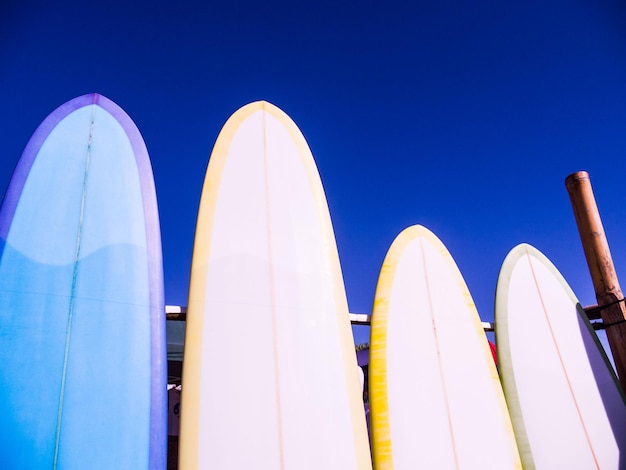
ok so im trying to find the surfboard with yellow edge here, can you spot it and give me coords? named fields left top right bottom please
left=179, top=101, right=371, bottom=469
left=369, top=225, right=521, bottom=469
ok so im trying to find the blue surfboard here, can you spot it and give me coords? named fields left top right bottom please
left=0, top=94, right=166, bottom=468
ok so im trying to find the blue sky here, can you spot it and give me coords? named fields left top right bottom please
left=2, top=1, right=626, bottom=344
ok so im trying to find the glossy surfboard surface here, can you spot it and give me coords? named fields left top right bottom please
left=0, top=94, right=166, bottom=469
left=496, top=243, right=626, bottom=469
left=370, top=225, right=520, bottom=469
left=180, top=101, right=370, bottom=469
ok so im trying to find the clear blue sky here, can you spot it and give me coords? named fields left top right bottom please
left=2, top=1, right=626, bottom=345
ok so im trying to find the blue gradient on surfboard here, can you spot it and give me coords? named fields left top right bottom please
left=0, top=95, right=165, bottom=469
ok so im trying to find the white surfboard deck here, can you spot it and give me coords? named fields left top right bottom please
left=179, top=101, right=371, bottom=469
left=369, top=225, right=521, bottom=469
left=495, top=243, right=626, bottom=469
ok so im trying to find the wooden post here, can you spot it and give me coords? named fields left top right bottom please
left=565, top=171, right=626, bottom=388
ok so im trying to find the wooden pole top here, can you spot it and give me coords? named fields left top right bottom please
left=565, top=171, right=626, bottom=388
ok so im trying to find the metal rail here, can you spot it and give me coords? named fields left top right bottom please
left=166, top=305, right=608, bottom=332
left=165, top=306, right=500, bottom=331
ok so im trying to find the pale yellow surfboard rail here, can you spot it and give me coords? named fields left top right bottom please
left=370, top=225, right=520, bottom=469
left=179, top=101, right=371, bottom=469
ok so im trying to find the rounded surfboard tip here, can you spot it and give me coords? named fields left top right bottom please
left=495, top=242, right=626, bottom=469
left=2, top=93, right=153, bottom=244
left=218, top=100, right=298, bottom=133
left=0, top=93, right=166, bottom=468
left=496, top=243, right=579, bottom=316
left=181, top=100, right=368, bottom=469
left=370, top=224, right=520, bottom=469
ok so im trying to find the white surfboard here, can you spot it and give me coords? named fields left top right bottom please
left=369, top=225, right=521, bottom=469
left=495, top=243, right=626, bottom=469
left=179, top=101, right=371, bottom=469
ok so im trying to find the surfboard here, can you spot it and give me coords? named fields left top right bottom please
left=0, top=94, right=166, bottom=469
left=369, top=225, right=521, bottom=469
left=495, top=243, right=626, bottom=468
left=180, top=101, right=371, bottom=469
